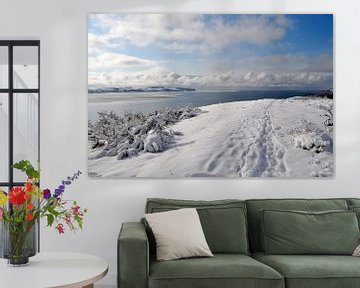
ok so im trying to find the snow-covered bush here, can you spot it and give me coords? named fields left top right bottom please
left=319, top=102, right=333, bottom=127
left=89, top=106, right=202, bottom=160
left=310, top=160, right=333, bottom=177
left=144, top=132, right=166, bottom=153
left=294, top=132, right=331, bottom=153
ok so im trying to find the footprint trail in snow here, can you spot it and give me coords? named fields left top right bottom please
left=204, top=101, right=287, bottom=177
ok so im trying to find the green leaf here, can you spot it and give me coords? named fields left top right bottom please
left=75, top=216, right=83, bottom=230
left=46, top=205, right=60, bottom=217
left=12, top=160, right=40, bottom=180
left=47, top=214, right=54, bottom=227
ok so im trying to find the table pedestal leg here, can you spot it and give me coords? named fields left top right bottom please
left=82, top=284, right=94, bottom=288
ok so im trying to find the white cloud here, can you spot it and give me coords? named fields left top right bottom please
left=87, top=15, right=332, bottom=88
left=210, top=53, right=333, bottom=75
left=205, top=15, right=290, bottom=50
left=88, top=68, right=332, bottom=88
left=89, top=14, right=291, bottom=54
left=88, top=52, right=157, bottom=70
left=88, top=33, right=107, bottom=47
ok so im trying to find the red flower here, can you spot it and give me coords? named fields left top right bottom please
left=72, top=205, right=80, bottom=215
left=65, top=214, right=71, bottom=225
left=9, top=187, right=26, bottom=205
left=56, top=223, right=65, bottom=234
left=26, top=214, right=33, bottom=221
left=25, top=182, right=33, bottom=192
left=26, top=203, right=34, bottom=210
left=24, top=193, right=31, bottom=201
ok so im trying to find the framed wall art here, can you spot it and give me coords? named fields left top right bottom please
left=88, top=14, right=333, bottom=178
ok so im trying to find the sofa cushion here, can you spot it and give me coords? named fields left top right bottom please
left=346, top=199, right=360, bottom=229
left=353, top=244, right=360, bottom=256
left=252, top=252, right=360, bottom=288
left=261, top=209, right=359, bottom=255
left=347, top=198, right=360, bottom=207
left=246, top=198, right=349, bottom=252
left=349, top=205, right=360, bottom=228
left=146, top=198, right=249, bottom=254
left=149, top=254, right=284, bottom=288
left=145, top=208, right=213, bottom=261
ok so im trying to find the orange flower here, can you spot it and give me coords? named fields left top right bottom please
left=26, top=203, right=34, bottom=210
left=26, top=214, right=33, bottom=221
left=25, top=182, right=33, bottom=192
left=24, top=193, right=31, bottom=200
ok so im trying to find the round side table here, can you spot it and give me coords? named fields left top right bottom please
left=0, top=252, right=108, bottom=288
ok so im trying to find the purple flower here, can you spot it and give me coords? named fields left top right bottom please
left=54, top=171, right=81, bottom=199
left=43, top=189, right=51, bottom=200
left=54, top=189, right=63, bottom=198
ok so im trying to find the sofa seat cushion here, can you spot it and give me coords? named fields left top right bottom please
left=252, top=252, right=360, bottom=288
left=149, top=254, right=284, bottom=288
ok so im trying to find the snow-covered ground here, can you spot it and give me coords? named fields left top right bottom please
left=88, top=97, right=333, bottom=177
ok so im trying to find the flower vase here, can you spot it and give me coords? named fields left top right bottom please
left=0, top=220, right=37, bottom=266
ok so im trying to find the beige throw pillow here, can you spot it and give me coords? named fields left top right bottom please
left=145, top=208, right=213, bottom=261
left=353, top=244, right=360, bottom=256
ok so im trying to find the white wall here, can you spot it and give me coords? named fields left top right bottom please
left=1, top=0, right=360, bottom=286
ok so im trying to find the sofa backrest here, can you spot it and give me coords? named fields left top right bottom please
left=245, top=198, right=349, bottom=252
left=347, top=198, right=360, bottom=229
left=145, top=198, right=249, bottom=255
left=348, top=198, right=360, bottom=207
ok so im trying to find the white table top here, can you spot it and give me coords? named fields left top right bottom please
left=0, top=252, right=108, bottom=288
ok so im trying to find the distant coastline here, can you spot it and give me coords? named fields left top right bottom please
left=304, top=88, right=333, bottom=99
left=88, top=88, right=333, bottom=121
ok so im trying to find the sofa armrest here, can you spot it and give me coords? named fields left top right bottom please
left=118, top=222, right=149, bottom=288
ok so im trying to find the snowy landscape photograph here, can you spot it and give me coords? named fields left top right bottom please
left=88, top=14, right=333, bottom=178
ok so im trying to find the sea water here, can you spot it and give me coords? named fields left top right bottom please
left=88, top=89, right=320, bottom=120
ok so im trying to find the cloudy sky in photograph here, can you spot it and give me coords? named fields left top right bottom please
left=88, top=14, right=333, bottom=89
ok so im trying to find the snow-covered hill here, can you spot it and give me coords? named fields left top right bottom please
left=88, top=96, right=333, bottom=177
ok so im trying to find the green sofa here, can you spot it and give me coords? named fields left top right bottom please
left=118, top=198, right=360, bottom=288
